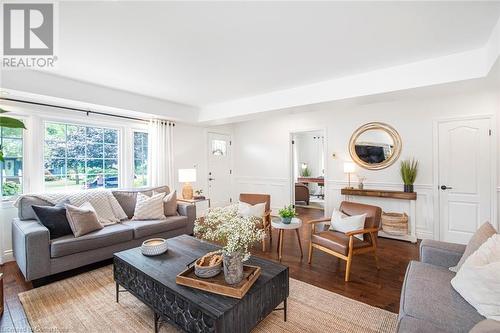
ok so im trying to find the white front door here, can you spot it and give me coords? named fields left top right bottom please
left=207, top=133, right=232, bottom=207
left=438, top=117, right=492, bottom=244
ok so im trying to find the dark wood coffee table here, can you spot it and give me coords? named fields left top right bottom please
left=113, top=235, right=289, bottom=333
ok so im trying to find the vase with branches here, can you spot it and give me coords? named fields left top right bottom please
left=400, top=159, right=418, bottom=193
left=194, top=205, right=265, bottom=284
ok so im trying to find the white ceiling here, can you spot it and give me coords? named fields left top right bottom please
left=45, top=1, right=500, bottom=108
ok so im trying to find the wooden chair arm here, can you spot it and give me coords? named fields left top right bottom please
left=307, top=217, right=331, bottom=224
left=345, top=227, right=379, bottom=237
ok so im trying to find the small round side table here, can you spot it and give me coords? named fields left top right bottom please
left=271, top=217, right=303, bottom=262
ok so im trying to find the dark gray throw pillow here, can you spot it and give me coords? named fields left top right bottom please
left=32, top=199, right=73, bottom=239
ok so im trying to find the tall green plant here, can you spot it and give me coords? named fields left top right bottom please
left=400, top=159, right=418, bottom=185
left=0, top=107, right=26, bottom=162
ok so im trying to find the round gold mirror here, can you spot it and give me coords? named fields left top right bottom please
left=349, top=122, right=402, bottom=170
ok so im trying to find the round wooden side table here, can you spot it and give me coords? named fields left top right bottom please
left=271, top=217, right=303, bottom=262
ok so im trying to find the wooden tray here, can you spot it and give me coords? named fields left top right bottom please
left=176, top=265, right=261, bottom=299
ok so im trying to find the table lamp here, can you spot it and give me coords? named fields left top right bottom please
left=343, top=162, right=355, bottom=189
left=179, top=169, right=197, bottom=199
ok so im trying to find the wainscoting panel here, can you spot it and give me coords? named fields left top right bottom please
left=234, top=176, right=436, bottom=240
left=234, top=176, right=290, bottom=213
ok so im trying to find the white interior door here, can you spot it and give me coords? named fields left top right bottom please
left=207, top=133, right=232, bottom=207
left=438, top=118, right=492, bottom=244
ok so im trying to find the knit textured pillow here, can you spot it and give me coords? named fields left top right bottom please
left=450, top=222, right=497, bottom=272
left=132, top=192, right=167, bottom=220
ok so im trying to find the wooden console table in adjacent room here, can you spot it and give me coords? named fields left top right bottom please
left=341, top=188, right=418, bottom=243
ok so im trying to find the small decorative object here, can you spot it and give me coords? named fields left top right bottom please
left=179, top=168, right=197, bottom=199
left=194, top=205, right=265, bottom=285
left=357, top=176, right=366, bottom=190
left=300, top=163, right=311, bottom=177
left=195, top=251, right=223, bottom=278
left=141, top=238, right=168, bottom=256
left=343, top=161, right=356, bottom=189
left=278, top=205, right=298, bottom=224
left=194, top=189, right=205, bottom=200
left=400, top=159, right=418, bottom=193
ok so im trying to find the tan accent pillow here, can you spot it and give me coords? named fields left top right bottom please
left=132, top=192, right=166, bottom=220
left=450, top=222, right=497, bottom=272
left=65, top=202, right=103, bottom=237
left=162, top=190, right=178, bottom=216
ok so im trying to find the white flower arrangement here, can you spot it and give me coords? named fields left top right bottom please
left=194, top=205, right=265, bottom=261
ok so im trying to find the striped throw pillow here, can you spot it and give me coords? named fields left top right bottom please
left=132, top=192, right=166, bottom=221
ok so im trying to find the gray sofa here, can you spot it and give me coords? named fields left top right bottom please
left=12, top=186, right=196, bottom=281
left=397, top=239, right=488, bottom=333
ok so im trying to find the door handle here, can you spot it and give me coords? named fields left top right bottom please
left=440, top=185, right=453, bottom=190
left=208, top=177, right=215, bottom=181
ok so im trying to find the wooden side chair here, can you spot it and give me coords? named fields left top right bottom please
left=239, top=193, right=272, bottom=251
left=307, top=201, right=382, bottom=282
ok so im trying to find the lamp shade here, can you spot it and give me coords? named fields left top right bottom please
left=178, top=168, right=196, bottom=183
left=343, top=162, right=355, bottom=173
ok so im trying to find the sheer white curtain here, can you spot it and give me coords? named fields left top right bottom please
left=148, top=119, right=174, bottom=187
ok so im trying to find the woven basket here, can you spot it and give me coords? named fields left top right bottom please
left=381, top=212, right=409, bottom=235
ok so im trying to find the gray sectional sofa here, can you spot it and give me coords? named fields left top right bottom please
left=12, top=186, right=196, bottom=281
left=397, top=239, right=487, bottom=333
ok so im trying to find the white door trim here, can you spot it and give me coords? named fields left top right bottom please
left=289, top=127, right=328, bottom=217
left=432, top=114, right=498, bottom=240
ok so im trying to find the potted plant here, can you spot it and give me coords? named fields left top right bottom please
left=400, top=159, right=418, bottom=193
left=194, top=205, right=264, bottom=285
left=0, top=108, right=26, bottom=162
left=301, top=167, right=311, bottom=177
left=278, top=205, right=298, bottom=224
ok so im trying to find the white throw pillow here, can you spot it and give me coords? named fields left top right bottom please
left=132, top=192, right=167, bottom=220
left=238, top=201, right=266, bottom=218
left=451, top=234, right=500, bottom=320
left=329, top=209, right=367, bottom=240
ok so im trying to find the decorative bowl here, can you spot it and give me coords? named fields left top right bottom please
left=194, top=252, right=222, bottom=278
left=141, top=238, right=168, bottom=256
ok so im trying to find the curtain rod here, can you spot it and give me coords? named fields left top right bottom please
left=0, top=97, right=175, bottom=125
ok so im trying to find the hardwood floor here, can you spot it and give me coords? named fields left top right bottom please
left=0, top=207, right=419, bottom=332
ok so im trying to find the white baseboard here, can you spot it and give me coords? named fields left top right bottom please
left=2, top=249, right=14, bottom=263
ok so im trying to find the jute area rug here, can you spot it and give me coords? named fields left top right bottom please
left=19, top=266, right=397, bottom=333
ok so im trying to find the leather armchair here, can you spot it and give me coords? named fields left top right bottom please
left=307, top=201, right=382, bottom=282
left=295, top=183, right=310, bottom=205
left=239, top=193, right=272, bottom=251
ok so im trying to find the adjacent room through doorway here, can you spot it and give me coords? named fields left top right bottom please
left=291, top=130, right=326, bottom=211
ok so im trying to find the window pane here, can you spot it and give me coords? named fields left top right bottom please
left=44, top=122, right=120, bottom=191
left=104, top=129, right=118, bottom=144
left=67, top=125, right=86, bottom=142
left=45, top=141, right=66, bottom=159
left=2, top=178, right=22, bottom=196
left=1, top=121, right=24, bottom=198
left=104, top=144, right=118, bottom=159
left=45, top=123, right=66, bottom=141
left=133, top=131, right=148, bottom=187
left=87, top=127, right=103, bottom=142
left=2, top=138, right=23, bottom=157
left=104, top=159, right=118, bottom=174
left=2, top=127, right=22, bottom=138
left=211, top=139, right=227, bottom=156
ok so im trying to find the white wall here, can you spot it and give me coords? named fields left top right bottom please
left=232, top=87, right=500, bottom=240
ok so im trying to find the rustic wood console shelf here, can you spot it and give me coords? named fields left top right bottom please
left=340, top=188, right=417, bottom=200
left=341, top=188, right=418, bottom=243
